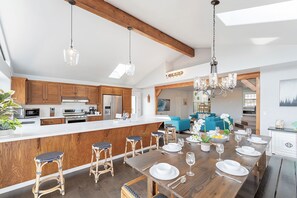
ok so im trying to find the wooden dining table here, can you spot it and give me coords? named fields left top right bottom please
left=125, top=134, right=271, bottom=198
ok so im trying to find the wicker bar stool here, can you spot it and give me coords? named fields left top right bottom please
left=32, top=151, right=65, bottom=198
left=123, top=136, right=143, bottom=163
left=149, top=131, right=165, bottom=150
left=165, top=126, right=177, bottom=144
left=89, top=142, right=114, bottom=183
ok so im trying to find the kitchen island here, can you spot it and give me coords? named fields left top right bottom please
left=0, top=116, right=168, bottom=189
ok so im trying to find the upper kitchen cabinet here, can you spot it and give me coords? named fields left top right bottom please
left=11, top=77, right=28, bottom=105
left=28, top=81, right=61, bottom=104
left=60, top=84, right=76, bottom=97
left=45, top=82, right=61, bottom=104
left=87, top=86, right=98, bottom=104
left=75, top=85, right=87, bottom=97
left=61, top=84, right=87, bottom=97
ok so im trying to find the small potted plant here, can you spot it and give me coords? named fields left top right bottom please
left=201, top=134, right=211, bottom=152
left=0, top=89, right=21, bottom=137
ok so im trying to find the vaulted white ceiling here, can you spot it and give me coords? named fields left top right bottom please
left=0, top=0, right=296, bottom=87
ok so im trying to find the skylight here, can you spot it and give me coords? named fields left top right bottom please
left=109, top=64, right=127, bottom=79
left=217, top=1, right=297, bottom=26
left=250, top=37, right=279, bottom=45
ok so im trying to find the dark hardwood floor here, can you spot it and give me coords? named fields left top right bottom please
left=2, top=157, right=156, bottom=198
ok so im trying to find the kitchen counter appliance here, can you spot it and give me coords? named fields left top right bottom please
left=103, top=95, right=122, bottom=120
left=63, top=109, right=87, bottom=123
left=14, top=108, right=40, bottom=119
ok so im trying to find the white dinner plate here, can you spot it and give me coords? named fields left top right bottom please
left=216, top=161, right=249, bottom=176
left=235, top=131, right=247, bottom=135
left=247, top=138, right=268, bottom=144
left=236, top=148, right=261, bottom=157
left=149, top=164, right=180, bottom=180
left=163, top=143, right=182, bottom=152
left=186, top=136, right=201, bottom=143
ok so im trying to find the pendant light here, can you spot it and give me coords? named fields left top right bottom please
left=194, top=0, right=237, bottom=97
left=125, top=27, right=135, bottom=76
left=64, top=0, right=79, bottom=66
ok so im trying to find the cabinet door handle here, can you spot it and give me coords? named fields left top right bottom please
left=285, top=142, right=293, bottom=148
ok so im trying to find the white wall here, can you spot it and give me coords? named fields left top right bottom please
left=0, top=56, right=12, bottom=91
left=23, top=104, right=97, bottom=118
left=136, top=45, right=297, bottom=88
left=142, top=87, right=155, bottom=116
left=157, top=89, right=193, bottom=119
left=210, top=87, right=243, bottom=122
left=260, top=62, right=297, bottom=136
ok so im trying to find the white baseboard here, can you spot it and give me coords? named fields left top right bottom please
left=0, top=146, right=153, bottom=194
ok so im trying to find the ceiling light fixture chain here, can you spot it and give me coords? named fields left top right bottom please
left=64, top=0, right=79, bottom=66
left=128, top=27, right=132, bottom=64
left=193, top=0, right=237, bottom=98
left=125, top=26, right=135, bottom=76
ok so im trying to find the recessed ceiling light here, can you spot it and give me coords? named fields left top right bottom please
left=217, top=1, right=297, bottom=26
left=109, top=64, right=127, bottom=79
left=250, top=37, right=279, bottom=45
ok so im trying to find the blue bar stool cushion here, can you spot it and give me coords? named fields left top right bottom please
left=151, top=132, right=164, bottom=137
left=35, top=151, right=64, bottom=163
left=127, top=136, right=142, bottom=141
left=93, top=142, right=111, bottom=149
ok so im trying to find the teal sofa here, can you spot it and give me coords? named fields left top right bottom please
left=189, top=112, right=216, bottom=120
left=164, top=116, right=190, bottom=132
left=201, top=116, right=233, bottom=131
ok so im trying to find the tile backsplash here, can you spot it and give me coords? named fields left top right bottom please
left=23, top=104, right=97, bottom=117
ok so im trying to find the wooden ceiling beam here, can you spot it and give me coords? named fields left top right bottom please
left=74, top=0, right=195, bottom=57
left=241, top=79, right=256, bottom=92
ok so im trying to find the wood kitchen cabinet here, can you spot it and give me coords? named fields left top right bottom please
left=87, top=86, right=98, bottom=104
left=11, top=77, right=28, bottom=105
left=28, top=81, right=61, bottom=104
left=122, top=88, right=132, bottom=115
left=87, top=116, right=102, bottom=122
left=61, top=84, right=87, bottom=97
left=40, top=118, right=65, bottom=126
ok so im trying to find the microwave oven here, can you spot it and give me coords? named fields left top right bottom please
left=25, top=108, right=40, bottom=118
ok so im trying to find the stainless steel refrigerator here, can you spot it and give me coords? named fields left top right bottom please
left=103, top=95, right=122, bottom=120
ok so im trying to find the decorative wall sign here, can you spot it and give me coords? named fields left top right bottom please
left=166, top=70, right=184, bottom=78
left=279, top=78, right=297, bottom=106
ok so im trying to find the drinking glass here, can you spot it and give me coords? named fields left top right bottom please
left=216, top=143, right=224, bottom=161
left=215, top=127, right=220, bottom=134
left=235, top=134, right=242, bottom=148
left=178, top=138, right=184, bottom=154
left=186, top=152, right=195, bottom=176
left=246, top=128, right=252, bottom=138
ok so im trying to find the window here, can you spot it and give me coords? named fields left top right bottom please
left=244, top=93, right=256, bottom=107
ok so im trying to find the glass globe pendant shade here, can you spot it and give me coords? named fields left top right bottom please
left=64, top=47, right=79, bottom=66
left=125, top=63, right=135, bottom=76
left=209, top=73, right=218, bottom=89
left=228, top=73, right=237, bottom=89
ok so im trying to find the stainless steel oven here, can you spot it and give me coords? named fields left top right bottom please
left=65, top=116, right=87, bottom=123
left=63, top=109, right=87, bottom=124
left=25, top=108, right=40, bottom=118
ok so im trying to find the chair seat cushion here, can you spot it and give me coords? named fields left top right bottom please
left=152, top=132, right=164, bottom=137
left=127, top=136, right=142, bottom=141
left=36, top=151, right=63, bottom=163
left=154, top=193, right=168, bottom=198
left=93, top=142, right=111, bottom=149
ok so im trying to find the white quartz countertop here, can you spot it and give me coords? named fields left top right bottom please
left=0, top=116, right=170, bottom=143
